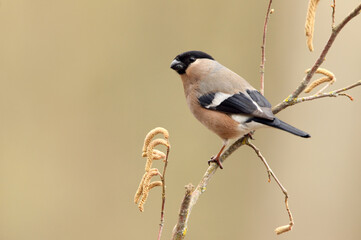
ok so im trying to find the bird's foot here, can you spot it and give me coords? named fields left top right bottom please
left=208, top=156, right=223, bottom=169
left=247, top=132, right=255, bottom=140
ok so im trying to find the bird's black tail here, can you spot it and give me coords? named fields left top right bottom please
left=251, top=117, right=310, bottom=138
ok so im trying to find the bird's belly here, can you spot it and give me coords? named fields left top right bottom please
left=190, top=107, right=241, bottom=140
left=231, top=114, right=265, bottom=136
left=237, top=121, right=264, bottom=134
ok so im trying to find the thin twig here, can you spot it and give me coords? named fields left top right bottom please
left=157, top=147, right=170, bottom=240
left=295, top=80, right=360, bottom=103
left=260, top=0, right=273, bottom=95
left=246, top=141, right=294, bottom=234
left=331, top=0, right=336, bottom=29
left=273, top=3, right=361, bottom=114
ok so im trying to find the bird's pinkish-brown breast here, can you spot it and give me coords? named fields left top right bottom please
left=182, top=81, right=242, bottom=140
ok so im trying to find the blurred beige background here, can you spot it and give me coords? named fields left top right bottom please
left=1, top=1, right=361, bottom=239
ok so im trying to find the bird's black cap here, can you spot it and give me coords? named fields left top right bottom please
left=170, top=51, right=214, bottom=74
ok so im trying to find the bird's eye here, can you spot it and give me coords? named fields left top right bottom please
left=189, top=57, right=196, bottom=63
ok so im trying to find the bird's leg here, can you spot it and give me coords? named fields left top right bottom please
left=208, top=141, right=228, bottom=169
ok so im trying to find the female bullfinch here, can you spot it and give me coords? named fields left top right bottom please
left=170, top=51, right=310, bottom=169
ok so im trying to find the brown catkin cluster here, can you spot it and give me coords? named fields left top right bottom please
left=305, top=0, right=321, bottom=51
left=134, top=127, right=170, bottom=212
left=304, top=68, right=336, bottom=93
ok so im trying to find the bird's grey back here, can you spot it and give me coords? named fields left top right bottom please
left=197, top=60, right=255, bottom=95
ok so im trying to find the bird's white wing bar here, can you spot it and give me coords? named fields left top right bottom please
left=199, top=92, right=257, bottom=115
left=205, top=92, right=233, bottom=108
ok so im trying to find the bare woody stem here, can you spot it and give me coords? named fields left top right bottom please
left=331, top=0, right=336, bottom=29
left=172, top=184, right=194, bottom=239
left=172, top=81, right=361, bottom=238
left=293, top=80, right=361, bottom=104
left=246, top=141, right=294, bottom=234
left=272, top=3, right=361, bottom=114
left=157, top=148, right=170, bottom=240
left=171, top=136, right=248, bottom=240
left=260, top=0, right=273, bottom=95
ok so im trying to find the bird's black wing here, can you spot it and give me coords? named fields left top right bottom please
left=246, top=89, right=271, bottom=108
left=198, top=90, right=274, bottom=120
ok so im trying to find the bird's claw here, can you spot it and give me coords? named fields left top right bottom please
left=208, top=156, right=224, bottom=169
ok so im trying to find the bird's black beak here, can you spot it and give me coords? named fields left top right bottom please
left=170, top=59, right=185, bottom=73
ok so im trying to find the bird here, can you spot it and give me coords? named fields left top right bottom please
left=170, top=50, right=310, bottom=169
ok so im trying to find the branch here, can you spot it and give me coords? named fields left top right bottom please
left=293, top=80, right=361, bottom=104
left=260, top=0, right=274, bottom=95
left=272, top=3, right=361, bottom=114
left=171, top=136, right=248, bottom=240
left=331, top=0, right=336, bottom=29
left=245, top=141, right=293, bottom=235
left=171, top=184, right=194, bottom=239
